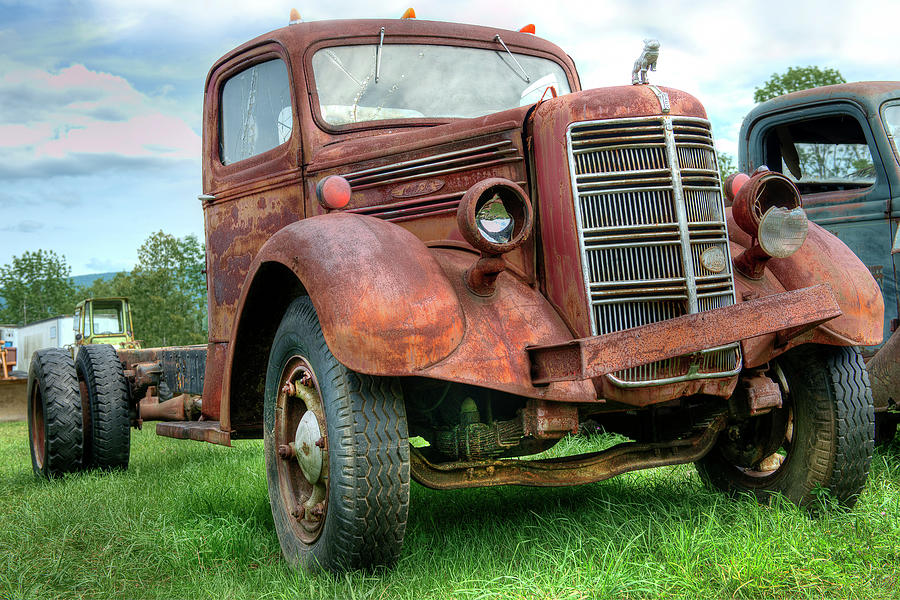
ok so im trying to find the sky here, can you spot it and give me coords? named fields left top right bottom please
left=0, top=0, right=897, bottom=276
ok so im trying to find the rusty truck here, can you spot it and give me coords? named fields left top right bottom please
left=738, top=82, right=899, bottom=442
left=27, top=15, right=884, bottom=572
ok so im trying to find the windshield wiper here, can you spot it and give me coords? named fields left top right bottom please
left=375, top=27, right=385, bottom=83
left=494, top=34, right=530, bottom=83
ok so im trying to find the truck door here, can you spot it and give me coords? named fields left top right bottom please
left=745, top=102, right=897, bottom=353
left=202, top=46, right=302, bottom=343
left=880, top=101, right=900, bottom=332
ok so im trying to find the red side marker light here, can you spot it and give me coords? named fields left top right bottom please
left=728, top=173, right=750, bottom=203
left=519, top=24, right=535, bottom=34
left=317, top=176, right=352, bottom=210
left=401, top=8, right=416, bottom=19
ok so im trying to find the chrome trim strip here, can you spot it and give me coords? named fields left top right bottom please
left=648, top=85, right=671, bottom=113
left=663, top=116, right=699, bottom=314
left=342, top=140, right=512, bottom=181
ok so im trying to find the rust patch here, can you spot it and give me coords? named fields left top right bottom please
left=391, top=179, right=445, bottom=198
left=528, top=285, right=841, bottom=384
left=411, top=416, right=725, bottom=489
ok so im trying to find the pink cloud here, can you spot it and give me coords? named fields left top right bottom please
left=38, top=113, right=199, bottom=159
left=2, top=63, right=199, bottom=164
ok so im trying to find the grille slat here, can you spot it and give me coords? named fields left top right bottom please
left=567, top=116, right=740, bottom=386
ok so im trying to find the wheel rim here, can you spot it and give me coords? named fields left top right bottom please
left=725, top=406, right=793, bottom=482
left=275, top=356, right=328, bottom=544
left=743, top=409, right=793, bottom=478
left=30, top=386, right=45, bottom=469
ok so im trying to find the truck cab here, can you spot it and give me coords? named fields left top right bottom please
left=27, top=16, right=884, bottom=574
left=73, top=297, right=139, bottom=349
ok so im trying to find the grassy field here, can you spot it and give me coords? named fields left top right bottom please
left=1, top=421, right=898, bottom=600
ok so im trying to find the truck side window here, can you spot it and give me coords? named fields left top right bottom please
left=883, top=104, right=900, bottom=160
left=763, top=115, right=875, bottom=194
left=219, top=58, right=292, bottom=165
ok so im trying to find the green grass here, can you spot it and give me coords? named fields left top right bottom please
left=1, top=422, right=899, bottom=599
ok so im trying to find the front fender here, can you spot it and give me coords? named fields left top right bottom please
left=242, top=213, right=466, bottom=374
left=225, top=213, right=596, bottom=418
left=728, top=209, right=884, bottom=366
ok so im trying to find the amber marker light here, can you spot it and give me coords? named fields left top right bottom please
left=289, top=8, right=301, bottom=24
left=519, top=24, right=536, bottom=34
left=316, top=176, right=352, bottom=210
left=401, top=8, right=416, bottom=18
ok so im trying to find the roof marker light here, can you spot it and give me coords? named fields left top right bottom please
left=289, top=8, right=301, bottom=25
left=401, top=8, right=416, bottom=19
left=519, top=24, right=536, bottom=34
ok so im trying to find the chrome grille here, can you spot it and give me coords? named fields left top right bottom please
left=567, top=116, right=740, bottom=386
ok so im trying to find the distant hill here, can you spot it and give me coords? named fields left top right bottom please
left=0, top=272, right=122, bottom=310
left=70, top=271, right=121, bottom=289
left=0, top=272, right=127, bottom=320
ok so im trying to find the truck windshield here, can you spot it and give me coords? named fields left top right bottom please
left=311, top=44, right=571, bottom=126
left=92, top=301, right=125, bottom=335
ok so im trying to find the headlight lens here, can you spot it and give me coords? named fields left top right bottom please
left=758, top=206, right=808, bottom=258
left=457, top=178, right=533, bottom=255
left=475, top=194, right=515, bottom=244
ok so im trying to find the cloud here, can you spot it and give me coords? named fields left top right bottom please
left=0, top=62, right=200, bottom=179
left=0, top=148, right=199, bottom=180
left=1, top=220, right=44, bottom=233
left=85, top=257, right=132, bottom=273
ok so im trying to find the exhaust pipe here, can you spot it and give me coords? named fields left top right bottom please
left=139, top=393, right=202, bottom=421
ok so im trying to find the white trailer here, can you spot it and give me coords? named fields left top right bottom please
left=17, top=316, right=74, bottom=368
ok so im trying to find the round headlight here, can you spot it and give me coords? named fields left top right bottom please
left=457, top=178, right=533, bottom=255
left=732, top=170, right=801, bottom=238
left=757, top=206, right=808, bottom=258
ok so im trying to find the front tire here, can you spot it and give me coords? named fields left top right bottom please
left=264, top=296, right=410, bottom=572
left=75, top=344, right=130, bottom=470
left=697, top=345, right=874, bottom=508
left=27, top=348, right=84, bottom=478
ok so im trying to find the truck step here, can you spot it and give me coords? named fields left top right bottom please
left=155, top=420, right=231, bottom=446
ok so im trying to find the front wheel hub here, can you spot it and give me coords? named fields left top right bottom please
left=293, top=410, right=323, bottom=483
left=276, top=357, right=329, bottom=541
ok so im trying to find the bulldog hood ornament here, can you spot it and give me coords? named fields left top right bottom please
left=632, top=39, right=660, bottom=85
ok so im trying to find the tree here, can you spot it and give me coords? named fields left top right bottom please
left=0, top=250, right=77, bottom=325
left=754, top=66, right=845, bottom=103
left=80, top=231, right=207, bottom=347
left=717, top=151, right=738, bottom=194
left=752, top=67, right=870, bottom=182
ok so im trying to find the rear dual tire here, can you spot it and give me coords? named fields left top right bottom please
left=28, top=348, right=84, bottom=478
left=27, top=344, right=130, bottom=478
left=75, top=344, right=131, bottom=470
